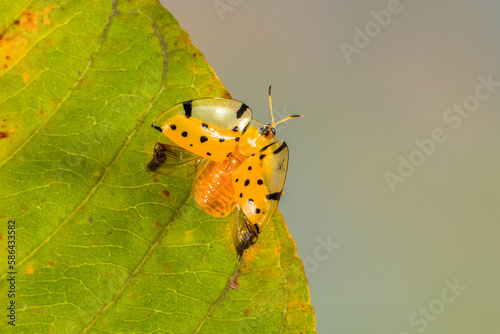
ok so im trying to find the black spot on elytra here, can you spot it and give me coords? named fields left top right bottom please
left=236, top=103, right=248, bottom=119
left=200, top=136, right=208, bottom=143
left=248, top=198, right=254, bottom=204
left=257, top=179, right=263, bottom=185
left=170, top=124, right=177, bottom=130
left=206, top=152, right=211, bottom=156
left=182, top=131, right=188, bottom=137
left=244, top=179, right=250, bottom=186
left=260, top=143, right=274, bottom=151
left=235, top=178, right=239, bottom=182
left=266, top=192, right=281, bottom=201
left=219, top=138, right=225, bottom=142
left=201, top=123, right=208, bottom=129
left=232, top=126, right=239, bottom=132
left=235, top=137, right=240, bottom=142
left=259, top=154, right=266, bottom=160
left=183, top=100, right=193, bottom=118
left=273, top=142, right=288, bottom=155
left=255, top=208, right=261, bottom=214
left=248, top=166, right=252, bottom=171
left=239, top=193, right=243, bottom=198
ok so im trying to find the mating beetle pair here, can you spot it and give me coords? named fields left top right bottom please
left=147, top=87, right=301, bottom=259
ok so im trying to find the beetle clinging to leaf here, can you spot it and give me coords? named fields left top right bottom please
left=147, top=86, right=302, bottom=260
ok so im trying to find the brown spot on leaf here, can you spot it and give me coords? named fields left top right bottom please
left=27, top=265, right=35, bottom=274
left=162, top=189, right=170, bottom=196
left=0, top=132, right=9, bottom=138
left=20, top=11, right=40, bottom=32
left=243, top=309, right=250, bottom=317
left=0, top=24, right=30, bottom=69
left=287, top=297, right=299, bottom=308
left=42, top=4, right=55, bottom=25
left=44, top=4, right=55, bottom=15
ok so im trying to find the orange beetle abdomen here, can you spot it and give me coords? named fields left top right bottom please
left=192, top=150, right=245, bottom=217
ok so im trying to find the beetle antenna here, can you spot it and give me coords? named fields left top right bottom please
left=268, top=85, right=304, bottom=127
left=268, top=85, right=275, bottom=126
left=273, top=114, right=304, bottom=127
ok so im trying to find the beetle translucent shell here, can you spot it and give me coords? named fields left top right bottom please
left=148, top=88, right=302, bottom=259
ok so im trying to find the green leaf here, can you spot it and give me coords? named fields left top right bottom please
left=0, top=0, right=316, bottom=333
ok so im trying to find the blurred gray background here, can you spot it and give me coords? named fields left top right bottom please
left=161, top=1, right=500, bottom=333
